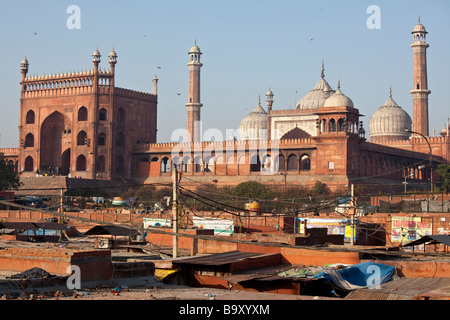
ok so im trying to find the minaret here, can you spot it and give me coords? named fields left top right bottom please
left=92, top=47, right=101, bottom=73
left=108, top=48, right=117, bottom=84
left=186, top=42, right=203, bottom=143
left=92, top=47, right=101, bottom=96
left=20, top=57, right=29, bottom=95
left=153, top=75, right=158, bottom=96
left=266, top=88, right=274, bottom=140
left=411, top=18, right=431, bottom=137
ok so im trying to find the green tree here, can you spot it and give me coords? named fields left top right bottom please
left=134, top=185, right=156, bottom=205
left=310, top=181, right=330, bottom=196
left=436, top=164, right=450, bottom=192
left=0, top=155, right=21, bottom=191
left=231, top=181, right=272, bottom=199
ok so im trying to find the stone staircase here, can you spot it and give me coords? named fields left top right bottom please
left=17, top=176, right=68, bottom=196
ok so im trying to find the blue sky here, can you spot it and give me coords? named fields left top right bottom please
left=0, top=0, right=449, bottom=147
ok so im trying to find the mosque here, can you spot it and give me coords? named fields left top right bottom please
left=0, top=19, right=449, bottom=192
left=131, top=19, right=448, bottom=192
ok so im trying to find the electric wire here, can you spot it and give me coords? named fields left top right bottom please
left=1, top=199, right=449, bottom=258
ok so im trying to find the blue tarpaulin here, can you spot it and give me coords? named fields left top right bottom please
left=314, top=261, right=396, bottom=291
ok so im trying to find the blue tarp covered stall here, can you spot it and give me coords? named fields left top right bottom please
left=314, top=261, right=396, bottom=291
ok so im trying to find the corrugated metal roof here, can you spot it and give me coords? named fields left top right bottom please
left=84, top=225, right=139, bottom=236
left=345, top=277, right=450, bottom=300
left=172, top=251, right=279, bottom=266
left=0, top=222, right=69, bottom=231
left=0, top=222, right=39, bottom=230
left=403, top=235, right=450, bottom=247
left=34, top=222, right=68, bottom=231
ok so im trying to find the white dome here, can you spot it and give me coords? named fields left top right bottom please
left=189, top=43, right=201, bottom=54
left=296, top=77, right=335, bottom=110
left=239, top=99, right=268, bottom=140
left=369, top=93, right=412, bottom=140
left=323, top=84, right=354, bottom=108
left=412, top=21, right=427, bottom=34
left=109, top=48, right=117, bottom=58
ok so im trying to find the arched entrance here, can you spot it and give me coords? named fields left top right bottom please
left=61, top=149, right=71, bottom=175
left=40, top=111, right=66, bottom=173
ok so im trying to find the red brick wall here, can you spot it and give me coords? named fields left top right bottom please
left=0, top=248, right=112, bottom=281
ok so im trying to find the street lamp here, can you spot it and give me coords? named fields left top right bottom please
left=405, top=128, right=433, bottom=192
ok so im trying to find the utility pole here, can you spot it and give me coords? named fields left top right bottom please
left=172, top=165, right=178, bottom=259
left=60, top=188, right=64, bottom=223
left=350, top=184, right=355, bottom=246
left=59, top=188, right=64, bottom=241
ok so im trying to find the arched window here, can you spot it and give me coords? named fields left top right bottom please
left=25, top=133, right=34, bottom=148
left=329, top=119, right=337, bottom=132
left=78, top=107, right=88, bottom=122
left=250, top=154, right=261, bottom=172
left=276, top=154, right=285, bottom=172
left=24, top=156, right=34, bottom=172
left=337, top=118, right=346, bottom=132
left=99, top=108, right=107, bottom=121
left=77, top=131, right=87, bottom=146
left=321, top=119, right=327, bottom=133
left=193, top=156, right=202, bottom=173
left=182, top=156, right=191, bottom=173
left=26, top=110, right=35, bottom=124
left=98, top=133, right=106, bottom=146
left=76, top=155, right=87, bottom=171
left=97, top=155, right=106, bottom=172
left=161, top=157, right=170, bottom=173
left=287, top=154, right=298, bottom=172
left=300, top=154, right=311, bottom=171
left=204, top=156, right=215, bottom=173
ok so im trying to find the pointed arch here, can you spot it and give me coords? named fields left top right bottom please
left=300, top=154, right=311, bottom=171
left=24, top=156, right=34, bottom=172
left=78, top=106, right=88, bottom=122
left=76, top=155, right=87, bottom=171
left=77, top=131, right=87, bottom=146
left=25, top=133, right=34, bottom=148
left=26, top=110, right=35, bottom=124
